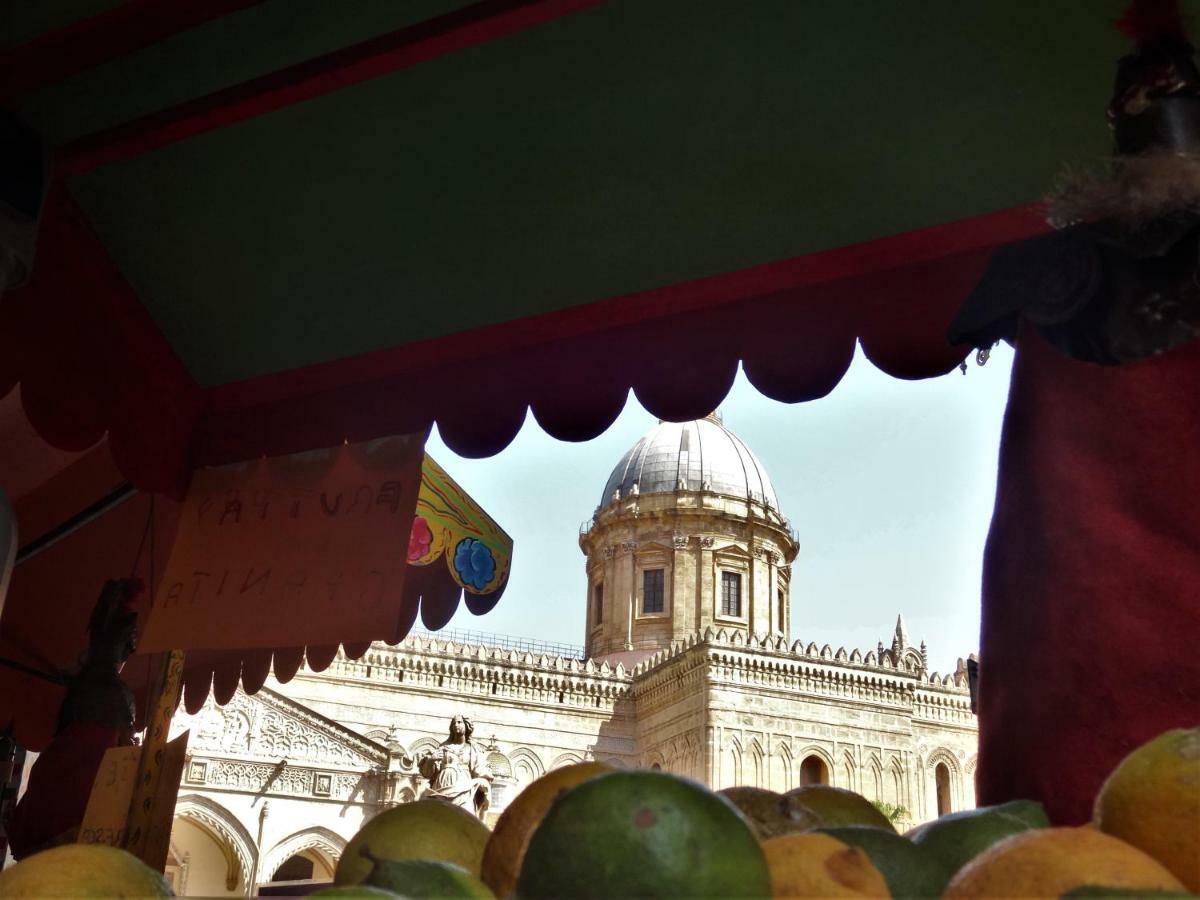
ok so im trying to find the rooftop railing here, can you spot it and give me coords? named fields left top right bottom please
left=407, top=627, right=586, bottom=661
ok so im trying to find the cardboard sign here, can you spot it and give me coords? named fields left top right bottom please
left=127, top=730, right=189, bottom=872
left=141, top=434, right=425, bottom=652
left=77, top=745, right=140, bottom=847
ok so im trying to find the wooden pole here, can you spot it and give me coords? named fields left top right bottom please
left=121, top=649, right=188, bottom=871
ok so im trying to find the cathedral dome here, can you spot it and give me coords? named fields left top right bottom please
left=600, top=413, right=779, bottom=511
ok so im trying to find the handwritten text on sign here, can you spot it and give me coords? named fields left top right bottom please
left=78, top=745, right=140, bottom=847
left=140, top=434, right=425, bottom=652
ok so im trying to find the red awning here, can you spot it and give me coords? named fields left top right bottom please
left=1, top=193, right=1047, bottom=494
left=0, top=440, right=512, bottom=750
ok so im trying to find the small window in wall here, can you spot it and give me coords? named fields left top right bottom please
left=935, top=763, right=952, bottom=816
left=799, top=755, right=829, bottom=786
left=777, top=588, right=786, bottom=629
left=594, top=583, right=604, bottom=625
left=721, top=571, right=742, bottom=617
left=643, top=569, right=665, bottom=613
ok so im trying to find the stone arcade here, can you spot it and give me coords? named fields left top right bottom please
left=164, top=414, right=977, bottom=896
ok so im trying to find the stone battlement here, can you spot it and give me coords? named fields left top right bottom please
left=321, top=622, right=972, bottom=717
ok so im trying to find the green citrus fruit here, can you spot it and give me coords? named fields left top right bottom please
left=516, top=770, right=771, bottom=898
left=481, top=761, right=612, bottom=898
left=908, top=801, right=1047, bottom=879
left=362, top=858, right=493, bottom=898
left=718, top=786, right=821, bottom=839
left=1061, top=887, right=1194, bottom=898
left=336, top=800, right=491, bottom=885
left=783, top=785, right=896, bottom=832
left=821, top=825, right=951, bottom=897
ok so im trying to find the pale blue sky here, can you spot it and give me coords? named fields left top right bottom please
left=428, top=343, right=1015, bottom=675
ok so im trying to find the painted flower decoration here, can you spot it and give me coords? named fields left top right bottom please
left=454, top=538, right=496, bottom=591
left=408, top=516, right=433, bottom=563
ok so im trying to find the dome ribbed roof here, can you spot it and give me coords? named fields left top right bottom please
left=600, top=414, right=779, bottom=510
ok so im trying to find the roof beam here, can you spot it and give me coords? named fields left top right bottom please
left=0, top=0, right=267, bottom=100
left=56, top=0, right=608, bottom=178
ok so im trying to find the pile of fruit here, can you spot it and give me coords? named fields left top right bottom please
left=0, top=727, right=1194, bottom=898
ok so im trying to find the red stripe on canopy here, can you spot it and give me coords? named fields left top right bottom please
left=0, top=199, right=1048, bottom=496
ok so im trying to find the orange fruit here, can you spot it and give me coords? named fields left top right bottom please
left=761, top=832, right=890, bottom=898
left=1094, top=727, right=1200, bottom=893
left=943, top=826, right=1186, bottom=898
left=480, top=761, right=611, bottom=898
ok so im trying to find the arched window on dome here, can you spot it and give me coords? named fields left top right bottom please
left=593, top=583, right=603, bottom=626
left=935, top=763, right=952, bottom=816
left=799, top=755, right=829, bottom=786
left=777, top=588, right=786, bottom=632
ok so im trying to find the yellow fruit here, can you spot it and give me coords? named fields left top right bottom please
left=783, top=786, right=896, bottom=832
left=718, top=786, right=821, bottom=840
left=336, top=799, right=491, bottom=885
left=0, top=844, right=171, bottom=897
left=480, top=761, right=611, bottom=898
left=761, top=832, right=890, bottom=898
left=1094, top=727, right=1200, bottom=893
left=943, top=826, right=1186, bottom=898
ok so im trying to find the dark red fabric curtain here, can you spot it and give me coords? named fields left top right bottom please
left=977, top=325, right=1200, bottom=823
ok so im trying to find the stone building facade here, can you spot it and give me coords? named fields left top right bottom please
left=162, top=415, right=977, bottom=896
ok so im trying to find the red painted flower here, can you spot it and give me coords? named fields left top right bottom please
left=408, top=516, right=433, bottom=562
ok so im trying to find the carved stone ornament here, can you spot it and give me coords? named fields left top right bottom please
left=603, top=545, right=618, bottom=559
left=699, top=537, right=715, bottom=548
left=416, top=715, right=493, bottom=820
left=672, top=534, right=690, bottom=549
left=620, top=541, right=638, bottom=554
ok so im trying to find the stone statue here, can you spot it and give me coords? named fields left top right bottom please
left=417, top=715, right=492, bottom=819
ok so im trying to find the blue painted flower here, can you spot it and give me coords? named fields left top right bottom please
left=454, top=538, right=496, bottom=591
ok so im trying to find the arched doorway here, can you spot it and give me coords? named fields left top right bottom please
left=168, top=818, right=245, bottom=897
left=273, top=854, right=313, bottom=881
left=799, top=755, right=829, bottom=786
left=935, top=762, right=952, bottom=816
left=170, top=796, right=256, bottom=897
left=260, top=827, right=344, bottom=891
left=271, top=850, right=333, bottom=883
